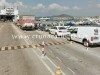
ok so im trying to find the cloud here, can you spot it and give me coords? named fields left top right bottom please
left=0, top=0, right=27, bottom=8
left=48, top=3, right=70, bottom=11
left=14, top=1, right=27, bottom=8
left=33, top=3, right=45, bottom=10
left=72, top=6, right=81, bottom=10
left=96, top=4, right=100, bottom=8
left=0, top=0, right=9, bottom=7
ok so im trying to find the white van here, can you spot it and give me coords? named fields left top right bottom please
left=69, top=26, right=100, bottom=46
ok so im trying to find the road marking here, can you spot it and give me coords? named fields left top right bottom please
left=56, top=57, right=62, bottom=62
left=8, top=46, right=12, bottom=50
left=20, top=45, right=24, bottom=49
left=67, top=67, right=76, bottom=75
left=12, top=24, right=55, bottom=75
left=0, top=41, right=70, bottom=51
left=45, top=55, right=66, bottom=75
left=33, top=49, right=55, bottom=75
left=44, top=43, right=51, bottom=46
left=37, top=47, right=66, bottom=75
left=1, top=24, right=76, bottom=74
left=15, top=24, right=76, bottom=75
left=13, top=46, right=17, bottom=50
left=23, top=45, right=27, bottom=48
left=1, top=47, right=5, bottom=51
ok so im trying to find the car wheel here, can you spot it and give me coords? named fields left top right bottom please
left=68, top=37, right=71, bottom=41
left=83, top=41, right=89, bottom=47
left=55, top=33, right=58, bottom=37
left=49, top=31, right=51, bottom=34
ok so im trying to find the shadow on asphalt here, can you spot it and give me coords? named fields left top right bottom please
left=22, top=29, right=38, bottom=31
left=68, top=40, right=100, bottom=48
left=89, top=44, right=100, bottom=48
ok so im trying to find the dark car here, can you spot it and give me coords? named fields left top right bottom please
left=44, top=24, right=53, bottom=31
left=38, top=24, right=46, bottom=31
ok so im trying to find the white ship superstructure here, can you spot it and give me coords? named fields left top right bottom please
left=0, top=5, right=19, bottom=22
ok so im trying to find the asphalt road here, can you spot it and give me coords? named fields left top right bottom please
left=23, top=27, right=100, bottom=75
left=0, top=22, right=53, bottom=75
left=0, top=22, right=100, bottom=75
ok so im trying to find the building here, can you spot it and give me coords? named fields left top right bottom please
left=39, top=17, right=51, bottom=21
left=0, top=6, right=19, bottom=22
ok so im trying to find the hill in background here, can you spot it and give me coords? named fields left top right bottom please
left=52, top=14, right=73, bottom=18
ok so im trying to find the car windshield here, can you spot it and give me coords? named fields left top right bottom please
left=47, top=24, right=52, bottom=27
left=67, top=28, right=74, bottom=32
left=41, top=24, right=46, bottom=27
left=58, top=27, right=66, bottom=30
left=64, top=24, right=68, bottom=26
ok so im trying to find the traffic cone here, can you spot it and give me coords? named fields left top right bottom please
left=55, top=66, right=62, bottom=75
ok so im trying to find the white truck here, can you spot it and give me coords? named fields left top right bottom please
left=18, top=15, right=35, bottom=30
left=69, top=26, right=100, bottom=46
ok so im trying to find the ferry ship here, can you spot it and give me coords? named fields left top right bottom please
left=0, top=5, right=19, bottom=22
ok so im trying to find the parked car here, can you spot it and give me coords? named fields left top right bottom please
left=38, top=24, right=46, bottom=31
left=69, top=26, right=100, bottom=46
left=44, top=24, right=53, bottom=31
left=49, top=26, right=70, bottom=37
left=38, top=24, right=53, bottom=31
left=67, top=26, right=75, bottom=32
left=64, top=22, right=76, bottom=29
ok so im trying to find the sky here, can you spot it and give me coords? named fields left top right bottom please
left=0, top=0, right=100, bottom=17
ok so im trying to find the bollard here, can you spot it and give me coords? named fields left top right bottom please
left=86, top=42, right=89, bottom=50
left=41, top=41, right=45, bottom=57
left=56, top=66, right=62, bottom=75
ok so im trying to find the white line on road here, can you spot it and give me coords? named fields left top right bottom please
left=37, top=48, right=66, bottom=75
left=56, top=57, right=62, bottom=62
left=12, top=24, right=55, bottom=75
left=67, top=67, right=77, bottom=75
left=8, top=46, right=12, bottom=50
left=45, top=55, right=66, bottom=75
left=33, top=49, right=55, bottom=75
left=1, top=47, right=5, bottom=51
left=14, top=46, right=17, bottom=50
left=12, top=24, right=76, bottom=75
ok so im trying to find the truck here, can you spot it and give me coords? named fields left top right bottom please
left=69, top=26, right=100, bottom=46
left=18, top=15, right=36, bottom=30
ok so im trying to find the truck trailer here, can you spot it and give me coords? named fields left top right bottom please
left=18, top=15, right=36, bottom=30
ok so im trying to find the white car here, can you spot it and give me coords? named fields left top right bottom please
left=49, top=26, right=70, bottom=36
